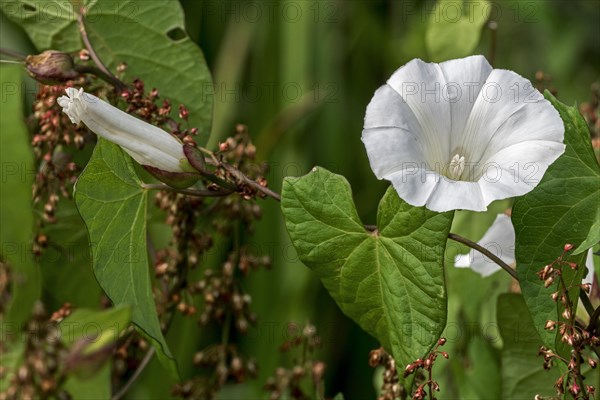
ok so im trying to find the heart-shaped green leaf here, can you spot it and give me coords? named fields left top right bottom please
left=281, top=167, right=453, bottom=378
left=74, top=139, right=177, bottom=378
left=513, top=91, right=600, bottom=350
left=497, top=294, right=561, bottom=398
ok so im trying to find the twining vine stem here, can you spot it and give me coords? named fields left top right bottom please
left=77, top=7, right=127, bottom=91
left=111, top=348, right=155, bottom=400
left=141, top=183, right=233, bottom=197
left=447, top=232, right=517, bottom=279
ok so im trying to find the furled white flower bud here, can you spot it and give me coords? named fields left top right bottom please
left=57, top=88, right=191, bottom=173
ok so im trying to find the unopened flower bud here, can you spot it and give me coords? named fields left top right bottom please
left=25, top=50, right=78, bottom=84
left=57, top=88, right=199, bottom=188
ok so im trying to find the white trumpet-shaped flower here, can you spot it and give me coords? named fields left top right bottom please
left=454, top=213, right=596, bottom=285
left=58, top=88, right=189, bottom=173
left=362, top=55, right=565, bottom=212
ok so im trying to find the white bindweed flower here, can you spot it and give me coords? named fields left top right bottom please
left=57, top=88, right=190, bottom=173
left=454, top=213, right=596, bottom=285
left=362, top=55, right=565, bottom=212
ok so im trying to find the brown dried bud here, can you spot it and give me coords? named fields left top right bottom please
left=25, top=51, right=78, bottom=84
left=403, top=363, right=414, bottom=377
left=312, top=361, right=326, bottom=384
left=178, top=104, right=189, bottom=120
left=564, top=243, right=574, bottom=252
left=369, top=349, right=382, bottom=367
left=230, top=357, right=243, bottom=373
left=582, top=283, right=592, bottom=294
left=79, top=49, right=90, bottom=61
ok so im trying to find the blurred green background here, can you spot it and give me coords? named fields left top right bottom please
left=2, top=0, right=598, bottom=398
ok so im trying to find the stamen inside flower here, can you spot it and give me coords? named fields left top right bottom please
left=447, top=154, right=465, bottom=180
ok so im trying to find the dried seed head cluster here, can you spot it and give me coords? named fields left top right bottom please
left=172, top=344, right=258, bottom=399
left=113, top=335, right=152, bottom=382
left=119, top=78, right=199, bottom=144
left=264, top=323, right=326, bottom=400
left=0, top=302, right=70, bottom=400
left=402, top=338, right=448, bottom=400
left=580, top=82, right=600, bottom=141
left=215, top=126, right=271, bottom=203
left=369, top=347, right=404, bottom=400
left=192, top=251, right=268, bottom=331
left=537, top=244, right=598, bottom=399
left=146, top=117, right=271, bottom=398
left=31, top=81, right=90, bottom=224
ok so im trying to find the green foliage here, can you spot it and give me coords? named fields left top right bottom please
left=0, top=0, right=213, bottom=142
left=497, top=294, right=560, bottom=398
left=281, top=167, right=453, bottom=387
left=513, top=92, right=600, bottom=350
left=60, top=307, right=131, bottom=398
left=74, top=139, right=177, bottom=378
left=425, top=0, right=490, bottom=61
left=0, top=66, right=41, bottom=327
left=59, top=306, right=131, bottom=351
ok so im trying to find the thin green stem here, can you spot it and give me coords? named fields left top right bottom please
left=0, top=47, right=26, bottom=60
left=111, top=347, right=155, bottom=400
left=74, top=64, right=126, bottom=91
left=141, top=183, right=233, bottom=197
left=448, top=232, right=518, bottom=280
left=77, top=7, right=126, bottom=91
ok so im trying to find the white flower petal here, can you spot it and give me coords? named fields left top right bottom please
left=363, top=84, right=423, bottom=134
left=385, top=167, right=440, bottom=207
left=426, top=179, right=486, bottom=212
left=362, top=127, right=425, bottom=179
left=476, top=140, right=565, bottom=205
left=477, top=95, right=564, bottom=167
left=460, top=69, right=545, bottom=163
left=438, top=55, right=493, bottom=152
left=454, top=214, right=515, bottom=277
left=584, top=250, right=596, bottom=286
left=58, top=88, right=186, bottom=173
left=386, top=58, right=451, bottom=166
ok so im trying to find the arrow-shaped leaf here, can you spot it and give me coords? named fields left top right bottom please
left=74, top=139, right=177, bottom=378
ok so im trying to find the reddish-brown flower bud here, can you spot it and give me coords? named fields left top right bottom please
left=25, top=51, right=78, bottom=84
left=544, top=320, right=556, bottom=330
left=564, top=243, right=574, bottom=252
